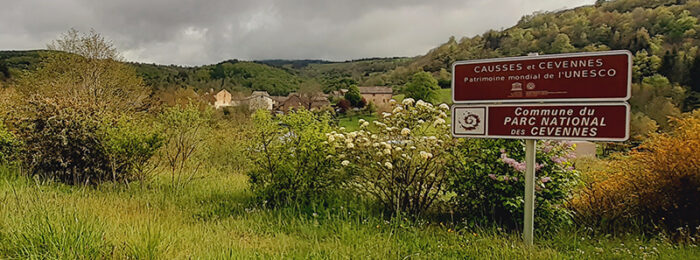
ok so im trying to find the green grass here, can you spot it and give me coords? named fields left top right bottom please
left=0, top=165, right=698, bottom=259
left=337, top=114, right=378, bottom=131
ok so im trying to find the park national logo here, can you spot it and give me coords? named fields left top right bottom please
left=454, top=107, right=485, bottom=135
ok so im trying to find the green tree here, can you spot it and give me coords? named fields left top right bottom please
left=632, top=49, right=662, bottom=82
left=15, top=29, right=158, bottom=185
left=344, top=85, right=362, bottom=107
left=403, top=71, right=440, bottom=103
left=550, top=33, right=576, bottom=53
left=159, top=103, right=212, bottom=191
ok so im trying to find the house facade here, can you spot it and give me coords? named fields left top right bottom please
left=358, top=86, right=393, bottom=108
left=214, top=89, right=232, bottom=108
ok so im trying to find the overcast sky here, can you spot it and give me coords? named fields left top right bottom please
left=1, top=0, right=594, bottom=66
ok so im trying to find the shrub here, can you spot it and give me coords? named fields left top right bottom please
left=13, top=29, right=155, bottom=185
left=344, top=85, right=362, bottom=107
left=448, top=139, right=579, bottom=232
left=100, top=117, right=163, bottom=183
left=158, top=103, right=212, bottom=190
left=403, top=71, right=440, bottom=104
left=336, top=99, right=351, bottom=113
left=0, top=122, right=20, bottom=164
left=570, top=110, right=700, bottom=234
left=18, top=100, right=162, bottom=185
left=330, top=99, right=451, bottom=215
left=247, top=109, right=344, bottom=207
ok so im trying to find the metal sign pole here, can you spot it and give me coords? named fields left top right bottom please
left=523, top=139, right=536, bottom=246
left=522, top=52, right=538, bottom=246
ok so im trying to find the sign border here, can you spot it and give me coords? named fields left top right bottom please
left=451, top=102, right=630, bottom=141
left=451, top=50, right=632, bottom=104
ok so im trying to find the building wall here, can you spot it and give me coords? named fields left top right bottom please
left=361, top=93, right=392, bottom=108
left=214, top=91, right=232, bottom=108
left=248, top=96, right=274, bottom=111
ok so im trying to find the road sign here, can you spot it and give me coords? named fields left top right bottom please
left=452, top=50, right=632, bottom=103
left=451, top=103, right=630, bottom=141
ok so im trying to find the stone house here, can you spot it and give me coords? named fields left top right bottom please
left=247, top=91, right=275, bottom=111
left=358, top=86, right=393, bottom=108
left=276, top=92, right=331, bottom=112
left=214, top=89, right=232, bottom=108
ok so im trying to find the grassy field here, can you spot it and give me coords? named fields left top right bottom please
left=1, top=165, right=698, bottom=259
left=337, top=114, right=378, bottom=131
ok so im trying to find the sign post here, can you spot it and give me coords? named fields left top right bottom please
left=523, top=139, right=535, bottom=245
left=451, top=50, right=631, bottom=246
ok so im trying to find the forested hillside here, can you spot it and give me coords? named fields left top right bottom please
left=360, top=0, right=700, bottom=140
left=384, top=0, right=700, bottom=104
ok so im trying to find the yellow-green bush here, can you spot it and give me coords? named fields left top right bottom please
left=570, top=110, right=700, bottom=233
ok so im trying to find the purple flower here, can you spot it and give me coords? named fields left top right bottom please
left=540, top=140, right=554, bottom=153
left=541, top=176, right=551, bottom=183
left=488, top=174, right=497, bottom=180
left=503, top=176, right=510, bottom=181
left=535, top=163, right=544, bottom=171
left=561, top=141, right=574, bottom=149
left=551, top=156, right=566, bottom=164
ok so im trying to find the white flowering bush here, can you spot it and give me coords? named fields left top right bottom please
left=448, top=138, right=579, bottom=232
left=329, top=98, right=452, bottom=215
left=247, top=109, right=346, bottom=207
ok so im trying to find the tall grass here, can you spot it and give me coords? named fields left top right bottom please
left=0, top=163, right=698, bottom=259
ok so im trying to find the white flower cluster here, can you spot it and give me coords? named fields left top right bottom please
left=326, top=99, right=452, bottom=175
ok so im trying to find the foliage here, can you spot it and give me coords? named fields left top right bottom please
left=404, top=0, right=700, bottom=115
left=247, top=109, right=344, bottom=207
left=329, top=99, right=452, bottom=215
left=336, top=99, right=352, bottom=113
left=344, top=85, right=363, bottom=107
left=629, top=74, right=685, bottom=136
left=448, top=139, right=580, bottom=232
left=100, top=117, right=163, bottom=183
left=158, top=103, right=212, bottom=190
left=1, top=165, right=698, bottom=259
left=13, top=29, right=157, bottom=185
left=0, top=122, right=19, bottom=164
left=570, top=110, right=700, bottom=234
left=403, top=71, right=440, bottom=104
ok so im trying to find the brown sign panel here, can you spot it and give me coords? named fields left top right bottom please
left=452, top=50, right=632, bottom=103
left=451, top=103, right=630, bottom=141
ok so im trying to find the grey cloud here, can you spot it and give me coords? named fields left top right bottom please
left=0, top=0, right=594, bottom=66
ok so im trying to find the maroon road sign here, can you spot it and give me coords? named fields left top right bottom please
left=452, top=50, right=632, bottom=103
left=451, top=103, right=629, bottom=141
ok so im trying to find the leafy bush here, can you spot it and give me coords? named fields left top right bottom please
left=570, top=110, right=700, bottom=234
left=448, top=139, right=579, bottom=232
left=158, top=103, right=212, bottom=190
left=247, top=109, right=344, bottom=207
left=330, top=99, right=451, bottom=215
left=18, top=100, right=162, bottom=185
left=13, top=29, right=158, bottom=185
left=100, top=117, right=163, bottom=183
left=0, top=122, right=20, bottom=164
left=344, top=85, right=363, bottom=107
left=403, top=71, right=440, bottom=104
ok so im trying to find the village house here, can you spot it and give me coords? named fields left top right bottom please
left=358, top=86, right=393, bottom=108
left=247, top=91, right=275, bottom=111
left=213, top=89, right=330, bottom=113
left=276, top=92, right=331, bottom=112
left=214, top=89, right=232, bottom=109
